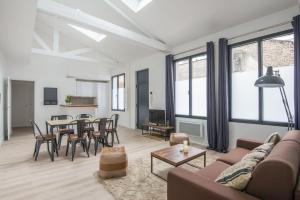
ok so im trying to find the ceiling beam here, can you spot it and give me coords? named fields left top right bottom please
left=32, top=48, right=97, bottom=62
left=62, top=48, right=92, bottom=56
left=103, top=0, right=166, bottom=43
left=37, top=0, right=170, bottom=51
left=33, top=32, right=51, bottom=51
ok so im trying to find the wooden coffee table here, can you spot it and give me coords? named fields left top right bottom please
left=151, top=144, right=206, bottom=181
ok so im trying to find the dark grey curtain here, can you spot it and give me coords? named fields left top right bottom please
left=217, top=38, right=229, bottom=152
left=293, top=15, right=300, bottom=130
left=206, top=42, right=217, bottom=149
left=166, top=55, right=176, bottom=128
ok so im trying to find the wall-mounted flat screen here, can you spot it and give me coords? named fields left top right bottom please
left=44, top=87, right=57, bottom=105
left=149, top=109, right=165, bottom=124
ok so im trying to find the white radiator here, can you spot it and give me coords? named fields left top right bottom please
left=176, top=119, right=204, bottom=138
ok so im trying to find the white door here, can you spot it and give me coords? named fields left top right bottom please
left=11, top=80, right=34, bottom=128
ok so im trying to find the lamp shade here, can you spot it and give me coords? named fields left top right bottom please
left=254, top=66, right=285, bottom=88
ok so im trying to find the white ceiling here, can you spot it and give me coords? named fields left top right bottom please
left=0, top=0, right=36, bottom=63
left=0, top=0, right=297, bottom=64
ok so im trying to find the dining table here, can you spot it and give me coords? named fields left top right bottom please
left=46, top=117, right=112, bottom=161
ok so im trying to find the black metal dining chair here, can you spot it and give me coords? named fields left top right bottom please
left=65, top=120, right=89, bottom=161
left=51, top=115, right=74, bottom=149
left=76, top=113, right=94, bottom=136
left=31, top=120, right=58, bottom=161
left=88, top=118, right=109, bottom=155
left=106, top=114, right=120, bottom=146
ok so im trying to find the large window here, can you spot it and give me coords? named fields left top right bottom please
left=111, top=74, right=125, bottom=111
left=229, top=30, right=294, bottom=124
left=175, top=53, right=207, bottom=118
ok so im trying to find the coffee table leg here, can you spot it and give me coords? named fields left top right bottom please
left=151, top=155, right=153, bottom=173
left=204, top=152, right=206, bottom=167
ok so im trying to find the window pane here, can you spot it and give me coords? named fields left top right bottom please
left=263, top=34, right=294, bottom=122
left=175, top=59, right=189, bottom=115
left=192, top=55, right=207, bottom=116
left=118, top=75, right=125, bottom=110
left=231, top=42, right=259, bottom=120
left=112, top=77, right=118, bottom=109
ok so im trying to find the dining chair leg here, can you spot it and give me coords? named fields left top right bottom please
left=112, top=132, right=114, bottom=146
left=46, top=141, right=51, bottom=157
left=84, top=139, right=89, bottom=157
left=114, top=130, right=120, bottom=144
left=71, top=141, right=76, bottom=161
left=66, top=141, right=70, bottom=156
left=58, top=134, right=63, bottom=150
left=94, top=138, right=98, bottom=156
left=88, top=137, right=92, bottom=151
left=81, top=141, right=85, bottom=152
left=33, top=141, right=37, bottom=157
left=35, top=141, right=41, bottom=161
left=101, top=138, right=105, bottom=147
left=55, top=139, right=59, bottom=157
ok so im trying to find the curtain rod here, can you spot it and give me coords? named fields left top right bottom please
left=173, top=20, right=291, bottom=56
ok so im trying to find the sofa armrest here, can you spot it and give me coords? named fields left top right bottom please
left=236, top=139, right=263, bottom=150
left=167, top=168, right=260, bottom=200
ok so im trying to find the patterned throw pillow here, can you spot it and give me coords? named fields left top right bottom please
left=242, top=151, right=266, bottom=162
left=242, top=142, right=274, bottom=163
left=264, top=132, right=281, bottom=145
left=215, top=159, right=257, bottom=190
left=252, top=142, right=274, bottom=154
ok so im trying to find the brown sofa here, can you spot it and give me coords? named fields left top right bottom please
left=168, top=130, right=300, bottom=200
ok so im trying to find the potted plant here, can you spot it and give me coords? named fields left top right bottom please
left=65, top=95, right=72, bottom=106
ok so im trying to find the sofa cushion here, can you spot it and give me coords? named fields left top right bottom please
left=217, top=148, right=250, bottom=165
left=281, top=130, right=300, bottom=145
left=215, top=159, right=258, bottom=190
left=195, top=161, right=231, bottom=181
left=246, top=140, right=300, bottom=200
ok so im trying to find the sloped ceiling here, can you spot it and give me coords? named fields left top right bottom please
left=0, top=0, right=37, bottom=63
left=0, top=0, right=298, bottom=64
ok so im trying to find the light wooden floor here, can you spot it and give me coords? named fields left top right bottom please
left=0, top=127, right=221, bottom=200
left=0, top=126, right=172, bottom=200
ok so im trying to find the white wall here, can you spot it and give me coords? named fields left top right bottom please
left=108, top=6, right=299, bottom=148
left=109, top=66, right=131, bottom=128
left=110, top=53, right=166, bottom=129
left=0, top=51, right=7, bottom=144
left=6, top=54, right=116, bottom=131
left=172, top=6, right=299, bottom=148
left=129, top=53, right=166, bottom=129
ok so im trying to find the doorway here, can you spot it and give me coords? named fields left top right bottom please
left=136, top=69, right=149, bottom=129
left=11, top=80, right=34, bottom=128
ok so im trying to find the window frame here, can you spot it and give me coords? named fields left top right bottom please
left=174, top=52, right=207, bottom=119
left=111, top=73, right=126, bottom=112
left=228, top=29, right=294, bottom=127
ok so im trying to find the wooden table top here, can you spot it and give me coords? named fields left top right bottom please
left=46, top=117, right=108, bottom=126
left=151, top=144, right=206, bottom=167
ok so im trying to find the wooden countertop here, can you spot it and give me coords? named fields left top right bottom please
left=60, top=104, right=98, bottom=108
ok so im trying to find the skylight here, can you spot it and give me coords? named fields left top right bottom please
left=121, top=0, right=152, bottom=13
left=68, top=24, right=106, bottom=42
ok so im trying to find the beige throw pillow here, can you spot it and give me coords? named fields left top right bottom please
left=264, top=132, right=281, bottom=145
left=215, top=159, right=257, bottom=190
